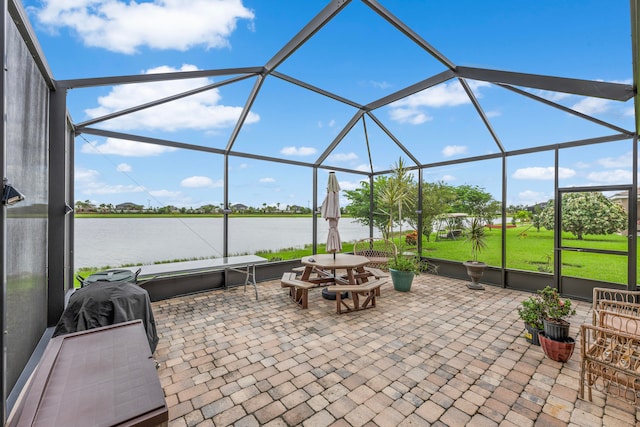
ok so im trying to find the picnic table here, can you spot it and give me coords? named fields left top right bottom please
left=282, top=254, right=387, bottom=313
left=299, top=253, right=372, bottom=286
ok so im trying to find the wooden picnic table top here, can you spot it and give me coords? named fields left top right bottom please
left=300, top=253, right=370, bottom=270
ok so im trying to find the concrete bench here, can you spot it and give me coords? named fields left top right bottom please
left=280, top=272, right=317, bottom=309
left=332, top=279, right=387, bottom=314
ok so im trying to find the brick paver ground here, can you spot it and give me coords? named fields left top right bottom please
left=151, top=273, right=640, bottom=426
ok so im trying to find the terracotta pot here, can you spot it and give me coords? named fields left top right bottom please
left=539, top=332, right=575, bottom=362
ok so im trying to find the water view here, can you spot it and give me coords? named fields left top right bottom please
left=74, top=217, right=379, bottom=268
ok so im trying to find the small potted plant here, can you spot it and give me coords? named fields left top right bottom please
left=462, top=217, right=487, bottom=290
left=538, top=286, right=576, bottom=340
left=517, top=295, right=545, bottom=346
left=387, top=253, right=422, bottom=292
left=537, top=286, right=577, bottom=362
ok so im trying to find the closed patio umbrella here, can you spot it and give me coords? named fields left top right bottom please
left=320, top=172, right=342, bottom=258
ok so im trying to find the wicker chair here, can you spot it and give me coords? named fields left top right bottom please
left=581, top=310, right=640, bottom=406
left=353, top=238, right=397, bottom=270
left=592, top=287, right=640, bottom=330
left=579, top=287, right=640, bottom=407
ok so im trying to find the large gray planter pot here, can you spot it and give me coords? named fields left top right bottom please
left=463, top=261, right=486, bottom=290
left=389, top=269, right=414, bottom=292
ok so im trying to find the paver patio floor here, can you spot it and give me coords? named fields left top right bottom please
left=152, top=273, right=640, bottom=426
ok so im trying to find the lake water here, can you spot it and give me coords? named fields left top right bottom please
left=74, top=217, right=380, bottom=268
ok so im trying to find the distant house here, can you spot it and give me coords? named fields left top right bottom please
left=116, top=202, right=143, bottom=212
left=75, top=201, right=97, bottom=213
left=232, top=203, right=248, bottom=212
left=526, top=202, right=549, bottom=213
left=289, top=205, right=305, bottom=213
left=609, top=191, right=637, bottom=213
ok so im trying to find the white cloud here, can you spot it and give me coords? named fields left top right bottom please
left=485, top=110, right=501, bottom=118
left=75, top=167, right=145, bottom=195
left=587, top=169, right=633, bottom=183
left=394, top=81, right=477, bottom=109
left=81, top=138, right=177, bottom=156
left=84, top=64, right=259, bottom=132
left=598, top=152, right=632, bottom=168
left=370, top=80, right=391, bottom=90
left=338, top=180, right=361, bottom=191
left=116, top=163, right=132, bottom=172
left=316, top=118, right=337, bottom=128
left=574, top=161, right=591, bottom=169
left=30, top=0, right=255, bottom=54
left=441, top=174, right=456, bottom=182
left=571, top=97, right=611, bottom=115
left=442, top=145, right=468, bottom=157
left=259, top=177, right=275, bottom=183
left=149, top=189, right=181, bottom=198
left=517, top=190, right=551, bottom=206
left=329, top=152, right=358, bottom=162
left=85, top=184, right=146, bottom=195
left=512, top=166, right=576, bottom=180
left=181, top=176, right=223, bottom=188
left=388, top=107, right=432, bottom=124
left=533, top=90, right=572, bottom=102
left=75, top=167, right=100, bottom=183
left=280, top=146, right=317, bottom=156
left=388, top=80, right=490, bottom=125
left=87, top=183, right=145, bottom=194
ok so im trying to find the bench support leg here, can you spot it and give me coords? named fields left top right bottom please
left=288, top=287, right=309, bottom=309
left=336, top=290, right=376, bottom=314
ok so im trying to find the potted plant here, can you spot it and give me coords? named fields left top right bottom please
left=462, top=217, right=487, bottom=290
left=387, top=253, right=422, bottom=292
left=538, top=285, right=576, bottom=340
left=379, top=157, right=420, bottom=292
left=537, top=285, right=577, bottom=362
left=517, top=295, right=545, bottom=346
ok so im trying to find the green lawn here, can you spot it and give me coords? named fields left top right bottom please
left=75, top=226, right=634, bottom=286
left=418, top=226, right=629, bottom=284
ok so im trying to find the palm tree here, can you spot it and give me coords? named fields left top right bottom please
left=378, top=157, right=415, bottom=238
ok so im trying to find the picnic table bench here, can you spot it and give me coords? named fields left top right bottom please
left=333, top=279, right=386, bottom=314
left=280, top=272, right=319, bottom=309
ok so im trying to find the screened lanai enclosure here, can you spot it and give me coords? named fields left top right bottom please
left=3, top=0, right=640, bottom=422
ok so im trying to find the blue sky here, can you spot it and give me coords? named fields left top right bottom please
left=20, top=0, right=635, bottom=210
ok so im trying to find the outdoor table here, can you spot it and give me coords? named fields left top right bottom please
left=7, top=321, right=168, bottom=427
left=300, top=253, right=372, bottom=286
left=126, top=255, right=267, bottom=300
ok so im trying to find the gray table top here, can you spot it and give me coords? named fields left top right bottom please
left=127, top=254, right=268, bottom=279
